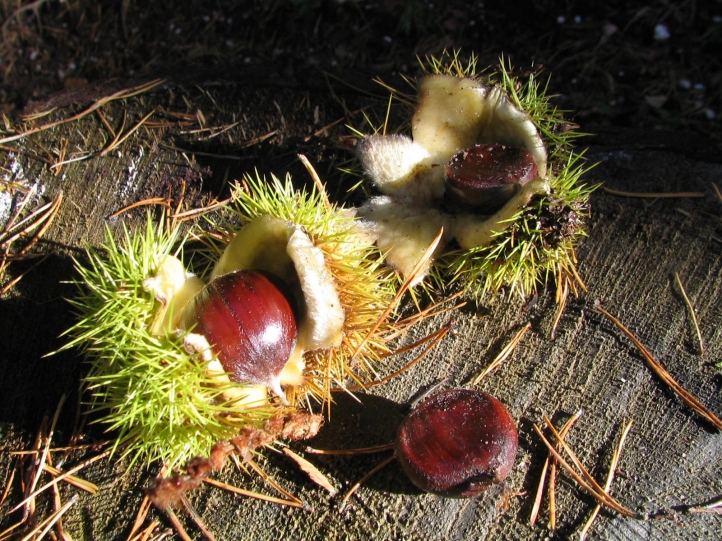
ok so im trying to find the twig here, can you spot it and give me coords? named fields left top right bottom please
left=597, top=306, right=722, bottom=431
left=579, top=419, right=635, bottom=540
left=473, top=322, right=531, bottom=384
left=674, top=272, right=704, bottom=354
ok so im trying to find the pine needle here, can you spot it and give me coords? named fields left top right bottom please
left=597, top=305, right=722, bottom=431
left=674, top=272, right=705, bottom=354
left=579, top=419, right=635, bottom=539
left=602, top=187, right=704, bottom=198
left=473, top=322, right=531, bottom=384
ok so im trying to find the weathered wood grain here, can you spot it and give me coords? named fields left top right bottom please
left=1, top=71, right=721, bottom=541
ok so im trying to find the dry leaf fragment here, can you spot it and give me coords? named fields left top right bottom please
left=283, top=448, right=337, bottom=496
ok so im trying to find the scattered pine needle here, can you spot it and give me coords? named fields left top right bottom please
left=711, top=182, right=722, bottom=204
left=674, top=272, right=705, bottom=354
left=351, top=227, right=445, bottom=361
left=43, top=464, right=98, bottom=494
left=533, top=419, right=644, bottom=519
left=602, top=187, right=705, bottom=198
left=283, top=448, right=337, bottom=495
left=1, top=78, right=165, bottom=145
left=203, top=478, right=304, bottom=508
left=245, top=458, right=304, bottom=507
left=340, top=321, right=451, bottom=392
left=339, top=454, right=396, bottom=512
left=17, top=494, right=78, bottom=541
left=529, top=410, right=582, bottom=527
left=473, top=322, right=531, bottom=384
left=579, top=419, right=635, bottom=540
left=597, top=305, right=722, bottom=431
left=305, top=443, right=395, bottom=456
left=108, top=197, right=173, bottom=219
left=298, top=154, right=330, bottom=209
left=10, top=449, right=111, bottom=513
left=163, top=507, right=193, bottom=541
left=128, top=520, right=162, bottom=541
left=180, top=494, right=216, bottom=541
left=688, top=495, right=722, bottom=515
left=127, top=496, right=153, bottom=541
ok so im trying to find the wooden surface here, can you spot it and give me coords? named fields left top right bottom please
left=1, top=71, right=721, bottom=540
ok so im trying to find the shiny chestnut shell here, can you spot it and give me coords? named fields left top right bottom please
left=395, top=389, right=518, bottom=498
left=444, top=143, right=538, bottom=214
left=188, top=269, right=297, bottom=386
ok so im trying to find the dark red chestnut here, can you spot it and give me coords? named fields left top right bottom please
left=395, top=389, right=518, bottom=498
left=444, top=143, right=538, bottom=214
left=188, top=269, right=297, bottom=389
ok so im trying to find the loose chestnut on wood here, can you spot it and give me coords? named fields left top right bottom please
left=395, top=389, right=518, bottom=498
left=186, top=269, right=298, bottom=389
left=444, top=143, right=539, bottom=214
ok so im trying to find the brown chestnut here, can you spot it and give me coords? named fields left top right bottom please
left=395, top=389, right=518, bottom=498
left=187, top=269, right=298, bottom=390
left=444, top=143, right=538, bottom=214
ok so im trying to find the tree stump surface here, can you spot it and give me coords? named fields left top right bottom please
left=1, top=70, right=721, bottom=541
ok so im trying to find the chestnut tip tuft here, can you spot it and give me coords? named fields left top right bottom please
left=395, top=388, right=518, bottom=498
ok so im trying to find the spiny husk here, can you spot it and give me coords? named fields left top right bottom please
left=60, top=216, right=279, bottom=469
left=361, top=50, right=596, bottom=300
left=198, top=172, right=398, bottom=409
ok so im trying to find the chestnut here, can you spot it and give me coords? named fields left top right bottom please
left=444, top=143, right=538, bottom=214
left=395, top=389, right=518, bottom=498
left=186, top=269, right=298, bottom=392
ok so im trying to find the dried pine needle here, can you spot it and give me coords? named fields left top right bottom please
left=711, top=182, right=722, bottom=204
left=17, top=494, right=78, bottom=541
left=529, top=410, right=582, bottom=527
left=674, top=272, right=705, bottom=354
left=2, top=79, right=165, bottom=145
left=473, top=322, right=531, bottom=385
left=42, top=464, right=98, bottom=494
left=127, top=496, right=153, bottom=541
left=10, top=449, right=111, bottom=513
left=597, top=306, right=722, bottom=431
left=339, top=454, right=397, bottom=512
left=305, top=443, right=395, bottom=455
left=602, top=187, right=705, bottom=198
left=579, top=419, right=635, bottom=540
left=532, top=421, right=643, bottom=519
left=203, top=478, right=303, bottom=508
